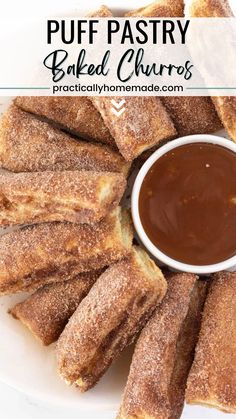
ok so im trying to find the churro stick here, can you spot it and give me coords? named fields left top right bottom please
left=210, top=97, right=236, bottom=142
left=90, top=6, right=176, bottom=161
left=10, top=270, right=103, bottom=346
left=57, top=246, right=167, bottom=391
left=91, top=96, right=176, bottom=161
left=15, top=97, right=114, bottom=146
left=168, top=279, right=209, bottom=419
left=0, top=105, right=129, bottom=175
left=161, top=96, right=222, bottom=136
left=189, top=0, right=236, bottom=141
left=118, top=272, right=201, bottom=419
left=0, top=171, right=126, bottom=226
left=186, top=271, right=236, bottom=414
left=0, top=207, right=133, bottom=295
left=126, top=1, right=222, bottom=138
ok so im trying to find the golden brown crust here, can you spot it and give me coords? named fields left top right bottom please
left=186, top=271, right=236, bottom=414
left=10, top=270, right=103, bottom=346
left=168, top=279, right=209, bottom=419
left=162, top=97, right=222, bottom=136
left=0, top=207, right=133, bottom=295
left=189, top=1, right=235, bottom=140
left=211, top=97, right=236, bottom=141
left=0, top=105, right=129, bottom=175
left=56, top=246, right=167, bottom=391
left=90, top=5, right=176, bottom=161
left=91, top=97, right=176, bottom=161
left=15, top=96, right=114, bottom=146
left=0, top=171, right=126, bottom=225
left=189, top=0, right=233, bottom=17
left=118, top=272, right=198, bottom=419
left=125, top=0, right=184, bottom=17
left=126, top=0, right=222, bottom=137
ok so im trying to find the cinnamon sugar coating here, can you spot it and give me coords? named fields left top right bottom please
left=0, top=170, right=126, bottom=225
left=56, top=246, right=167, bottom=391
left=168, top=279, right=209, bottom=419
left=91, top=97, right=176, bottom=161
left=0, top=207, right=133, bottom=295
left=15, top=96, right=114, bottom=146
left=211, top=97, right=236, bottom=142
left=10, top=270, right=103, bottom=346
left=90, top=5, right=176, bottom=162
left=125, top=0, right=184, bottom=17
left=118, top=272, right=200, bottom=419
left=189, top=1, right=236, bottom=141
left=127, top=0, right=222, bottom=137
left=162, top=97, right=222, bottom=136
left=186, top=271, right=236, bottom=414
left=0, top=105, right=129, bottom=175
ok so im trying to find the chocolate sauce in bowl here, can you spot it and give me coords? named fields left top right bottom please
left=139, top=142, right=236, bottom=266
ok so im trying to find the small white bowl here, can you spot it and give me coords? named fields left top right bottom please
left=131, top=134, right=236, bottom=275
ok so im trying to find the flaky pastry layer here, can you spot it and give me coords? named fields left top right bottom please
left=0, top=170, right=126, bottom=225
left=0, top=105, right=129, bottom=175
left=118, top=271, right=201, bottom=419
left=0, top=207, right=133, bottom=295
left=186, top=271, right=236, bottom=414
left=10, top=270, right=103, bottom=345
left=15, top=96, right=114, bottom=146
left=57, top=246, right=167, bottom=391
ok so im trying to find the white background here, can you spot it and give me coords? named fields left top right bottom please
left=0, top=1, right=236, bottom=419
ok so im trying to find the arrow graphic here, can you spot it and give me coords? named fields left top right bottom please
left=110, top=99, right=126, bottom=117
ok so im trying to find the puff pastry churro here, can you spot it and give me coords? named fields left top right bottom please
left=127, top=0, right=222, bottom=138
left=10, top=270, right=103, bottom=346
left=186, top=271, right=236, bottom=414
left=91, top=5, right=177, bottom=163
left=118, top=272, right=208, bottom=419
left=0, top=207, right=133, bottom=295
left=57, top=246, right=167, bottom=392
left=189, top=0, right=236, bottom=141
left=15, top=96, right=114, bottom=146
left=89, top=6, right=176, bottom=161
left=91, top=96, right=176, bottom=161
left=0, top=171, right=126, bottom=225
left=89, top=2, right=176, bottom=161
left=0, top=105, right=129, bottom=175
left=168, top=278, right=209, bottom=419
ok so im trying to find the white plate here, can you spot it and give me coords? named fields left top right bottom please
left=0, top=1, right=236, bottom=418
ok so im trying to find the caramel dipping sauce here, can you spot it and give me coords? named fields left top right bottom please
left=139, top=142, right=236, bottom=266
